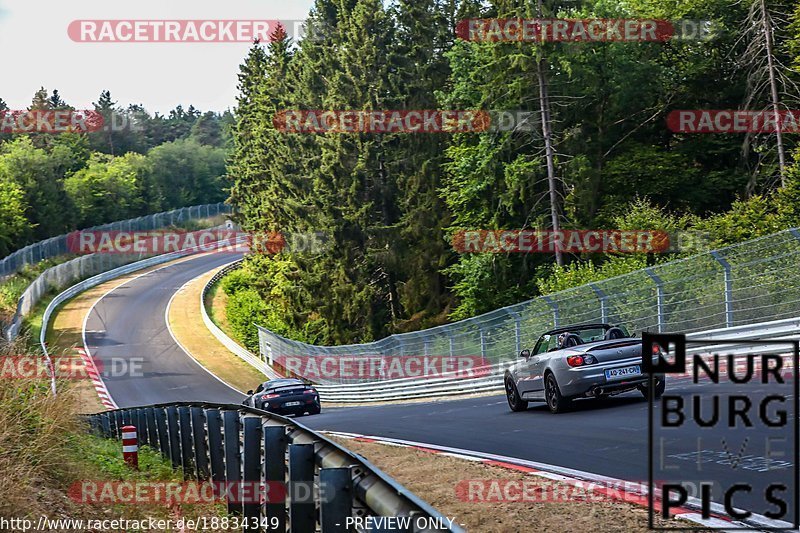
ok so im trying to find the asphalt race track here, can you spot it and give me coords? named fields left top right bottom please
left=84, top=253, right=244, bottom=407
left=83, top=252, right=797, bottom=525
left=305, top=382, right=795, bottom=521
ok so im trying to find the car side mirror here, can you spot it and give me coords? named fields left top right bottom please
left=520, top=349, right=530, bottom=358
left=246, top=390, right=253, bottom=395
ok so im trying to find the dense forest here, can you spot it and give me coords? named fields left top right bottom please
left=225, top=0, right=800, bottom=348
left=0, top=89, right=231, bottom=256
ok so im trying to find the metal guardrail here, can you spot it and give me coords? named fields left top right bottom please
left=201, top=260, right=282, bottom=380
left=315, top=316, right=800, bottom=402
left=256, top=226, right=800, bottom=387
left=2, top=203, right=231, bottom=341
left=0, top=203, right=229, bottom=279
left=203, top=260, right=800, bottom=402
left=85, top=402, right=461, bottom=533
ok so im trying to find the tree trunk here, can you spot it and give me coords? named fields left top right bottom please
left=536, top=57, right=563, bottom=266
left=760, top=0, right=786, bottom=185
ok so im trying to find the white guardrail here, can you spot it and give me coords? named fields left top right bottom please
left=201, top=263, right=800, bottom=403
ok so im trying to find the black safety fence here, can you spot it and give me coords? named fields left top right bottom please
left=85, top=402, right=461, bottom=533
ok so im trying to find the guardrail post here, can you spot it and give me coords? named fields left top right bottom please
left=710, top=251, right=734, bottom=328
left=645, top=268, right=665, bottom=333
left=223, top=410, right=242, bottom=516
left=166, top=407, right=182, bottom=468
left=479, top=329, right=486, bottom=360
left=320, top=467, right=352, bottom=533
left=448, top=332, right=455, bottom=357
left=264, top=425, right=288, bottom=532
left=106, top=412, right=116, bottom=438
left=589, top=283, right=608, bottom=324
left=205, top=409, right=225, bottom=487
left=178, top=407, right=194, bottom=478
left=136, top=409, right=148, bottom=446
left=242, top=417, right=263, bottom=531
left=191, top=407, right=210, bottom=480
left=289, top=443, right=315, bottom=532
left=146, top=408, right=158, bottom=449
left=99, top=413, right=111, bottom=438
left=542, top=295, right=559, bottom=327
left=155, top=408, right=171, bottom=460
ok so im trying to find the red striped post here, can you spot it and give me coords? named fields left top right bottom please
left=121, top=425, right=138, bottom=470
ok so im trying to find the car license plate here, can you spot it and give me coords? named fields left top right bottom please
left=604, top=365, right=641, bottom=380
left=284, top=401, right=302, bottom=407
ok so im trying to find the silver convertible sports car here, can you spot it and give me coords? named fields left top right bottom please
left=504, top=323, right=665, bottom=413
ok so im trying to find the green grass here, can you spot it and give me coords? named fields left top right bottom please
left=70, top=432, right=180, bottom=481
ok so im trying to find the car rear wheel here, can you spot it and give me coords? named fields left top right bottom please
left=545, top=373, right=571, bottom=414
left=505, top=377, right=528, bottom=412
left=639, top=378, right=665, bottom=399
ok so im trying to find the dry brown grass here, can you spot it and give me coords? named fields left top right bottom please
left=0, top=338, right=232, bottom=528
left=0, top=345, right=85, bottom=519
left=328, top=436, right=703, bottom=533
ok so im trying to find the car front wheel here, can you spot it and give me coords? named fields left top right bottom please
left=505, top=377, right=528, bottom=412
left=545, top=373, right=571, bottom=414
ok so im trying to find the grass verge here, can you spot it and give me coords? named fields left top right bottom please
left=167, top=265, right=264, bottom=393
left=0, top=342, right=228, bottom=529
left=327, top=436, right=706, bottom=533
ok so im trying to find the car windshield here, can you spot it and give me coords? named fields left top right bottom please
left=263, top=379, right=303, bottom=390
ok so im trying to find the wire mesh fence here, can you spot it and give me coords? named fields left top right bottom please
left=2, top=203, right=231, bottom=341
left=0, top=203, right=230, bottom=279
left=257, top=227, right=800, bottom=384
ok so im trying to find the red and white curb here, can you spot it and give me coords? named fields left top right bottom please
left=325, top=432, right=789, bottom=531
left=76, top=347, right=117, bottom=410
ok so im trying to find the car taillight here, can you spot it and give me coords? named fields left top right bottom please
left=261, top=393, right=280, bottom=399
left=567, top=354, right=597, bottom=367
left=303, top=388, right=317, bottom=395
left=567, top=355, right=584, bottom=367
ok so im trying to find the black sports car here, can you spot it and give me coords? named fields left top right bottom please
left=242, top=378, right=321, bottom=416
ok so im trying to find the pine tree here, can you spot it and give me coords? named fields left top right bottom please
left=228, top=41, right=269, bottom=228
